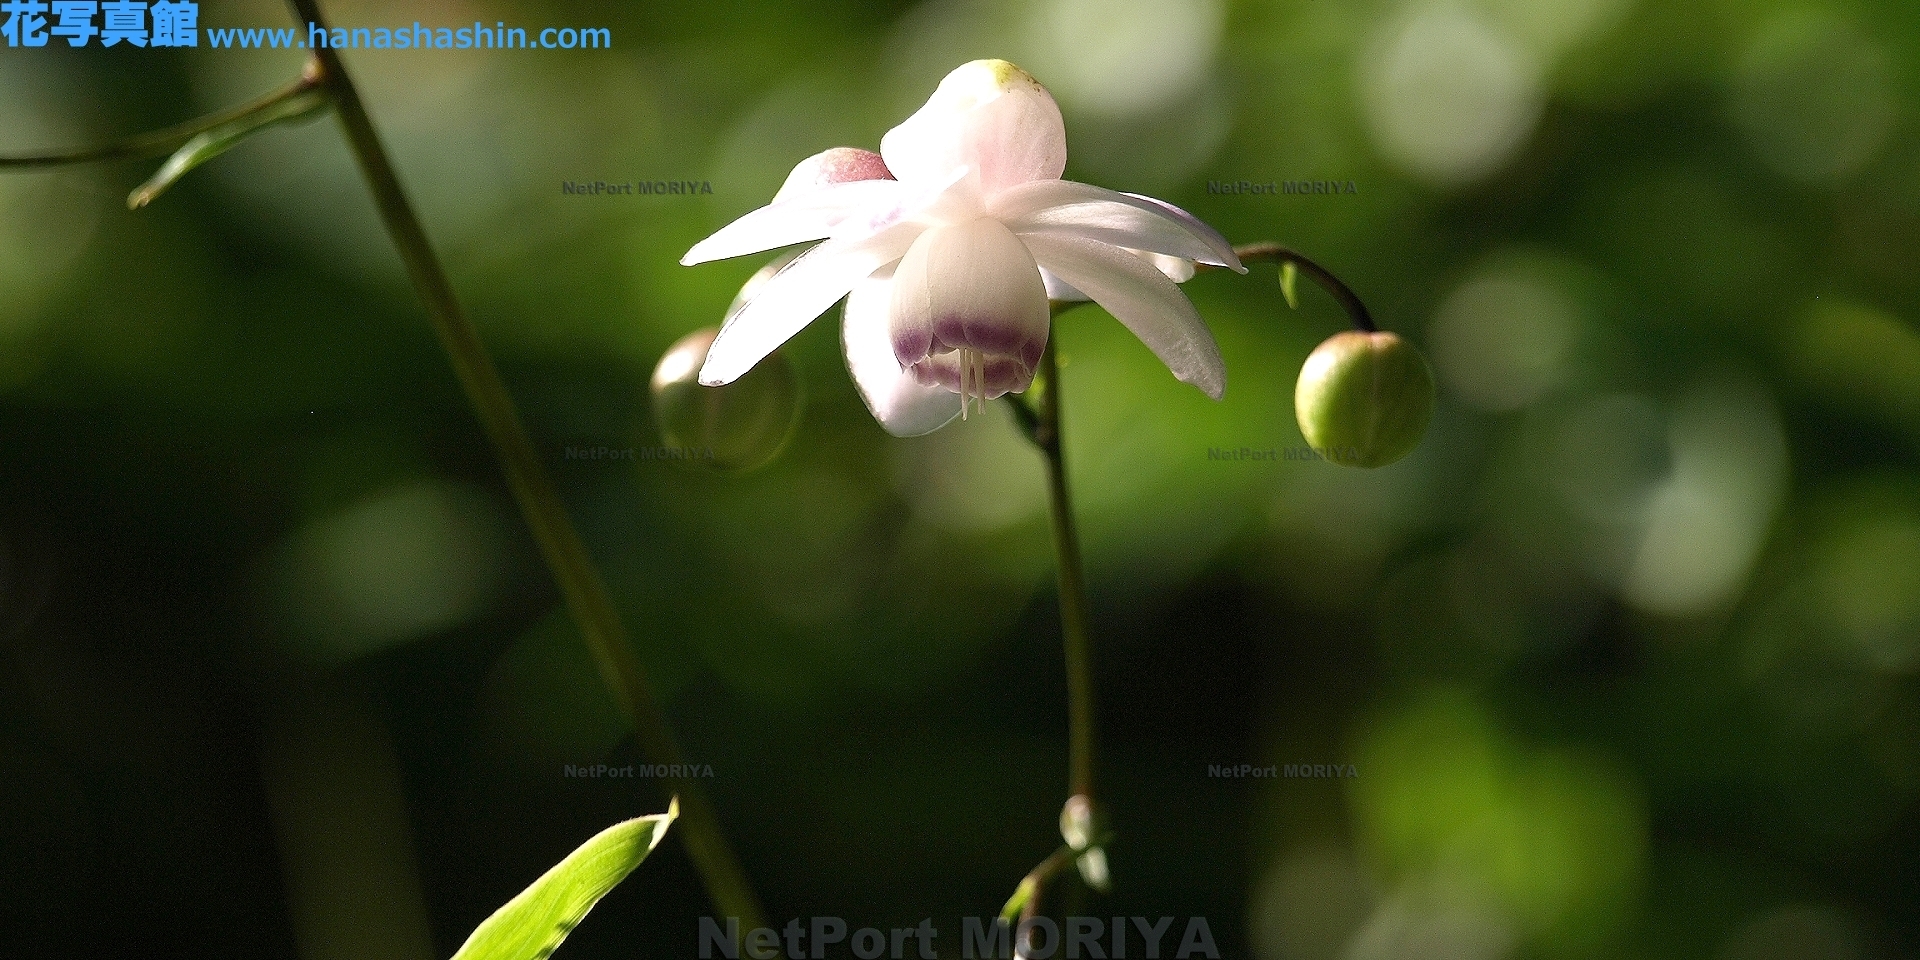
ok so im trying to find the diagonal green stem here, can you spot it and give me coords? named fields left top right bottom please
left=0, top=69, right=321, bottom=169
left=283, top=0, right=765, bottom=930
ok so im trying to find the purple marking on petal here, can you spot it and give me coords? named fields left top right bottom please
left=908, top=353, right=1035, bottom=398
left=893, top=325, right=934, bottom=366
left=1020, top=337, right=1045, bottom=370
left=931, top=314, right=1041, bottom=357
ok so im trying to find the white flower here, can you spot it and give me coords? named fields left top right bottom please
left=682, top=59, right=1245, bottom=436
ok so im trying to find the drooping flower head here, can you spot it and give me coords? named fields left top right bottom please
left=682, top=59, right=1245, bottom=436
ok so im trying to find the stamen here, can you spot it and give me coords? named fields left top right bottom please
left=959, top=347, right=973, bottom=420
left=969, top=349, right=978, bottom=418
left=956, top=348, right=990, bottom=420
left=982, top=349, right=990, bottom=418
left=976, top=350, right=985, bottom=415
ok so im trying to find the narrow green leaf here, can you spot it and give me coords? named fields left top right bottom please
left=1280, top=261, right=1300, bottom=310
left=129, top=85, right=330, bottom=209
left=999, top=876, right=1037, bottom=926
left=450, top=798, right=679, bottom=960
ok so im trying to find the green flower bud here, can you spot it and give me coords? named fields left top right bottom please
left=1293, top=330, right=1435, bottom=468
left=650, top=327, right=801, bottom=472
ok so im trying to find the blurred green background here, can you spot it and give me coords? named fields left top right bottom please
left=3, top=0, right=1917, bottom=958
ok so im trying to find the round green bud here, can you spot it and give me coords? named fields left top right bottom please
left=650, top=328, right=802, bottom=472
left=1293, top=330, right=1435, bottom=468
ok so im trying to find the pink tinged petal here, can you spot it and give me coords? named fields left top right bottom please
left=961, top=82, right=1068, bottom=196
left=772, top=147, right=893, bottom=203
left=1022, top=233, right=1227, bottom=400
left=888, top=218, right=1050, bottom=385
left=881, top=60, right=1066, bottom=194
left=680, top=178, right=908, bottom=266
left=841, top=264, right=962, bottom=437
left=698, top=221, right=922, bottom=386
left=992, top=180, right=1244, bottom=270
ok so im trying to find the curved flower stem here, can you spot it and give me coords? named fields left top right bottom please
left=1218, top=243, right=1377, bottom=333
left=0, top=68, right=322, bottom=169
left=283, top=0, right=766, bottom=930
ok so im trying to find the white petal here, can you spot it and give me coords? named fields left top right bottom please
left=992, top=180, right=1243, bottom=270
left=841, top=264, right=962, bottom=436
left=698, top=222, right=922, bottom=385
left=962, top=83, right=1069, bottom=196
left=1136, top=249, right=1196, bottom=283
left=681, top=178, right=907, bottom=266
left=1023, top=233, right=1226, bottom=399
left=721, top=249, right=802, bottom=326
left=1121, top=192, right=1243, bottom=272
left=1042, top=268, right=1090, bottom=301
left=1044, top=252, right=1192, bottom=302
left=881, top=60, right=1066, bottom=195
left=889, top=218, right=1049, bottom=373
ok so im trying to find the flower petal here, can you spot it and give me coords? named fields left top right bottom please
left=889, top=218, right=1049, bottom=377
left=1121, top=192, right=1243, bottom=273
left=681, top=178, right=908, bottom=266
left=1023, top=233, right=1226, bottom=399
left=962, top=82, right=1069, bottom=196
left=881, top=60, right=1066, bottom=195
left=841, top=264, right=963, bottom=436
left=1043, top=250, right=1194, bottom=302
left=1042, top=268, right=1090, bottom=301
left=992, top=180, right=1243, bottom=270
left=698, top=222, right=922, bottom=386
left=772, top=147, right=893, bottom=203
left=1137, top=249, right=1197, bottom=283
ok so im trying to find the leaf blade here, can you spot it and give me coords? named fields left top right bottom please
left=128, top=85, right=330, bottom=209
left=450, top=798, right=679, bottom=960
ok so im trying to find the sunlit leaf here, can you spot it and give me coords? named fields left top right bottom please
left=129, top=85, right=330, bottom=210
left=449, top=799, right=678, bottom=960
left=999, top=876, right=1037, bottom=925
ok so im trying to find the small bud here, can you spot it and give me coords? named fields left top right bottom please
left=650, top=327, right=801, bottom=472
left=1059, top=794, right=1097, bottom=851
left=1294, top=331, right=1435, bottom=468
left=1076, top=847, right=1112, bottom=893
